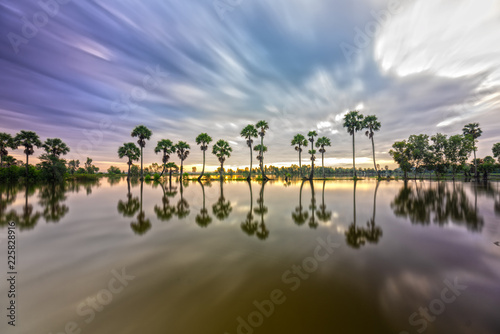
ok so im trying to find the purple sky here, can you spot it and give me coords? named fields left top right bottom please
left=1, top=0, right=499, bottom=171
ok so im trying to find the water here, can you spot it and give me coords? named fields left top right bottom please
left=0, top=178, right=499, bottom=334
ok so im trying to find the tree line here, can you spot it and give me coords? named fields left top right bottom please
left=2, top=114, right=499, bottom=183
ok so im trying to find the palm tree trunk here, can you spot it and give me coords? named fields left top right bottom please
left=180, top=160, right=183, bottom=177
left=25, top=152, right=29, bottom=177
left=352, top=134, right=356, bottom=178
left=299, top=147, right=302, bottom=178
left=199, top=149, right=206, bottom=181
left=260, top=136, right=266, bottom=179
left=248, top=144, right=253, bottom=181
left=220, top=161, right=224, bottom=179
left=371, top=136, right=378, bottom=177
left=473, top=148, right=477, bottom=179
left=309, top=141, right=314, bottom=180
left=127, top=161, right=131, bottom=180
left=322, top=152, right=325, bottom=179
left=140, top=146, right=144, bottom=180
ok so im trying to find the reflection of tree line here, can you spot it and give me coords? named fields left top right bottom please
left=391, top=181, right=484, bottom=231
left=0, top=179, right=100, bottom=230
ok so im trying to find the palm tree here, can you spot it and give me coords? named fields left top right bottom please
left=343, top=111, right=365, bottom=178
left=256, top=120, right=270, bottom=180
left=462, top=123, right=482, bottom=178
left=212, top=139, right=232, bottom=179
left=241, top=125, right=258, bottom=181
left=291, top=134, right=308, bottom=178
left=165, top=162, right=178, bottom=183
left=363, top=115, right=381, bottom=177
left=43, top=138, right=70, bottom=158
left=3, top=156, right=17, bottom=167
left=175, top=141, right=190, bottom=177
left=118, top=143, right=141, bottom=180
left=315, top=136, right=331, bottom=179
left=195, top=133, right=213, bottom=181
left=131, top=125, right=153, bottom=180
left=307, top=131, right=318, bottom=180
left=154, top=139, right=174, bottom=177
left=0, top=133, right=17, bottom=168
left=14, top=130, right=42, bottom=176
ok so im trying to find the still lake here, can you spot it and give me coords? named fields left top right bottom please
left=0, top=178, right=499, bottom=334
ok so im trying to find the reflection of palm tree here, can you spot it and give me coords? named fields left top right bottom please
left=212, top=180, right=232, bottom=220
left=38, top=183, right=69, bottom=223
left=345, top=181, right=366, bottom=248
left=117, top=179, right=140, bottom=217
left=241, top=180, right=259, bottom=236
left=154, top=181, right=177, bottom=222
left=130, top=180, right=151, bottom=235
left=0, top=183, right=17, bottom=227
left=18, top=183, right=41, bottom=231
left=254, top=181, right=269, bottom=240
left=316, top=180, right=332, bottom=223
left=292, top=180, right=309, bottom=226
left=195, top=181, right=212, bottom=227
left=176, top=181, right=190, bottom=219
left=308, top=180, right=318, bottom=229
left=364, top=181, right=382, bottom=244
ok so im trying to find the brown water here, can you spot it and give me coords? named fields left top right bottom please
left=0, top=178, right=499, bottom=334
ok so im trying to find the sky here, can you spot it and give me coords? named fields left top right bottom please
left=1, top=0, right=499, bottom=172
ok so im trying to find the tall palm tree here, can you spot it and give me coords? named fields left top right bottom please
left=212, top=139, right=232, bottom=179
left=0, top=133, right=17, bottom=168
left=154, top=139, right=174, bottom=177
left=307, top=131, right=318, bottom=180
left=118, top=142, right=141, bottom=180
left=241, top=125, right=258, bottom=181
left=315, top=136, right=331, bottom=179
left=43, top=138, right=70, bottom=158
left=175, top=141, right=190, bottom=177
left=256, top=120, right=270, bottom=180
left=462, top=123, right=482, bottom=178
left=363, top=115, right=381, bottom=177
left=291, top=134, right=308, bottom=178
left=131, top=125, right=153, bottom=180
left=195, top=133, right=213, bottom=181
left=14, top=130, right=42, bottom=176
left=343, top=111, right=365, bottom=178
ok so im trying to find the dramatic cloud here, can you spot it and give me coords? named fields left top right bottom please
left=1, top=0, right=499, bottom=171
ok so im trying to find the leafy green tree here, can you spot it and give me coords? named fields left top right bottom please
left=84, top=157, right=99, bottom=174
left=363, top=115, right=381, bottom=177
left=315, top=136, right=331, bottom=179
left=429, top=133, right=448, bottom=177
left=389, top=140, right=412, bottom=179
left=445, top=135, right=473, bottom=179
left=195, top=133, right=212, bottom=181
left=492, top=143, right=500, bottom=163
left=407, top=134, right=431, bottom=178
left=14, top=130, right=42, bottom=176
left=462, top=123, right=482, bottom=178
left=154, top=139, right=174, bottom=177
left=131, top=125, right=153, bottom=180
left=241, top=125, right=258, bottom=181
left=343, top=111, right=364, bottom=178
left=256, top=120, right=270, bottom=180
left=3, top=156, right=17, bottom=167
left=307, top=131, right=318, bottom=180
left=68, top=160, right=80, bottom=175
left=118, top=143, right=140, bottom=179
left=175, top=141, right=190, bottom=176
left=0, top=133, right=17, bottom=168
left=212, top=139, right=232, bottom=179
left=291, top=134, right=308, bottom=178
left=165, top=162, right=178, bottom=182
left=107, top=166, right=121, bottom=175
left=479, top=156, right=496, bottom=180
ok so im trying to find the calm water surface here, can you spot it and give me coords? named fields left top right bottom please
left=0, top=178, right=499, bottom=334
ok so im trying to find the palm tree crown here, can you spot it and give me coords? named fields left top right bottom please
left=212, top=139, right=232, bottom=177
left=0, top=132, right=17, bottom=168
left=175, top=141, right=190, bottom=176
left=343, top=110, right=365, bottom=177
left=118, top=142, right=140, bottom=179
left=14, top=130, right=42, bottom=174
left=43, top=138, right=70, bottom=157
left=241, top=124, right=258, bottom=180
left=316, top=136, right=331, bottom=179
left=363, top=115, right=381, bottom=176
left=131, top=125, right=153, bottom=148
